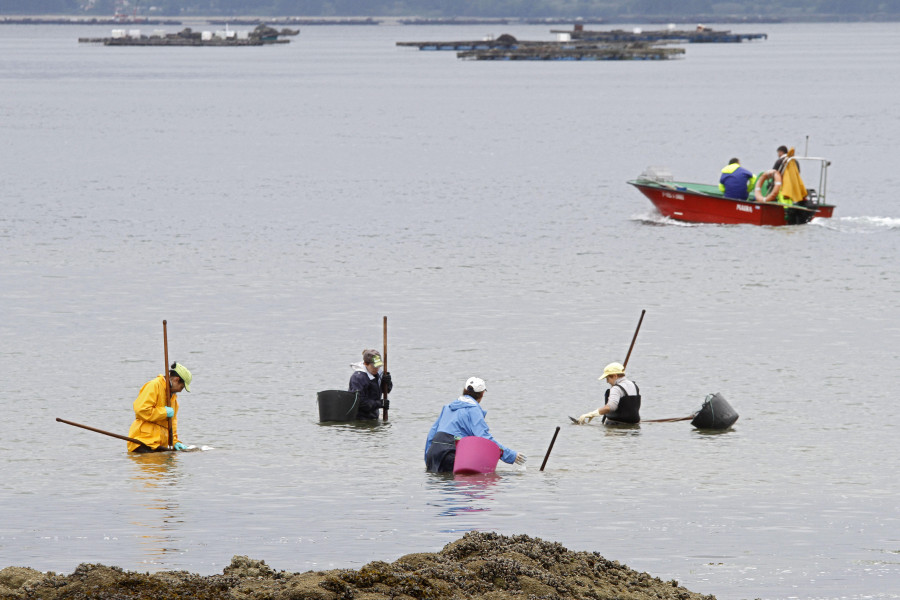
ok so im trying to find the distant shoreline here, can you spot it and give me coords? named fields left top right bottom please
left=2, top=14, right=899, bottom=26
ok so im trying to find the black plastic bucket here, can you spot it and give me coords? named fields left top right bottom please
left=317, top=390, right=359, bottom=422
left=691, top=392, right=739, bottom=430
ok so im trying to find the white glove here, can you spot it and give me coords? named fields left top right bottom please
left=577, top=409, right=602, bottom=424
left=514, top=453, right=527, bottom=465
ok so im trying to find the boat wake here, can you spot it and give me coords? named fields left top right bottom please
left=811, top=215, right=900, bottom=233
left=631, top=212, right=699, bottom=227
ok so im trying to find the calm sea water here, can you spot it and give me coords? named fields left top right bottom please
left=1, top=21, right=899, bottom=600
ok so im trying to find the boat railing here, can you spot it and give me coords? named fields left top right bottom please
left=786, top=156, right=830, bottom=206
left=637, top=166, right=673, bottom=182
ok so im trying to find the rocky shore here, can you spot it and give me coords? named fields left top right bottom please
left=0, top=532, right=716, bottom=600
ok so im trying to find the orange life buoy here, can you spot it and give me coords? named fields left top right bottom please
left=754, top=169, right=782, bottom=202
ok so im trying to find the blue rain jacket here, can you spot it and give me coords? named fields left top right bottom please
left=719, top=163, right=756, bottom=200
left=424, top=396, right=517, bottom=464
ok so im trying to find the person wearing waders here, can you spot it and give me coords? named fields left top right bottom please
left=348, top=349, right=392, bottom=420
left=424, top=377, right=526, bottom=473
left=127, top=362, right=193, bottom=452
left=575, top=362, right=641, bottom=425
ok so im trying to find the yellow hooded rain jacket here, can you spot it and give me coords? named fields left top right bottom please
left=127, top=375, right=179, bottom=452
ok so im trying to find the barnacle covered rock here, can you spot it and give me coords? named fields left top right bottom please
left=0, top=532, right=718, bottom=600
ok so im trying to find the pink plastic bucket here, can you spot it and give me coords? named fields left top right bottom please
left=453, top=436, right=501, bottom=475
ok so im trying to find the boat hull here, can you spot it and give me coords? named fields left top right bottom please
left=629, top=181, right=835, bottom=226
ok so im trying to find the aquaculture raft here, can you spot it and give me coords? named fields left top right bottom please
left=459, top=42, right=684, bottom=61
left=397, top=37, right=520, bottom=51
left=552, top=26, right=767, bottom=43
left=78, top=25, right=294, bottom=46
left=398, top=35, right=684, bottom=61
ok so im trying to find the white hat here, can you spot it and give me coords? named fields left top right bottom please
left=465, top=377, right=486, bottom=393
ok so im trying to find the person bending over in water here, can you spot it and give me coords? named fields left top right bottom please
left=127, top=362, right=192, bottom=452
left=576, top=362, right=641, bottom=425
left=424, top=376, right=526, bottom=473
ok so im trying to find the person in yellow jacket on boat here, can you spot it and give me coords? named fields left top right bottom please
left=127, top=362, right=192, bottom=452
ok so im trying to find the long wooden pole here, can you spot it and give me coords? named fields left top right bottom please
left=163, top=320, right=173, bottom=449
left=382, top=315, right=389, bottom=421
left=539, top=426, right=561, bottom=471
left=622, top=309, right=646, bottom=369
left=568, top=310, right=649, bottom=425
left=56, top=417, right=148, bottom=447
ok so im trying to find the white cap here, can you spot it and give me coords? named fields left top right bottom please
left=465, top=377, right=486, bottom=393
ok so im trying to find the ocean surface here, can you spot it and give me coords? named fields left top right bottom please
left=1, top=20, right=899, bottom=600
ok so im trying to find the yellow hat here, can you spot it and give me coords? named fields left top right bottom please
left=172, top=362, right=192, bottom=392
left=599, top=362, right=625, bottom=380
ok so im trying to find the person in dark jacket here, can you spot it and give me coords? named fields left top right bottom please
left=718, top=157, right=756, bottom=200
left=575, top=362, right=641, bottom=425
left=772, top=145, right=789, bottom=173
left=424, top=377, right=526, bottom=473
left=348, top=348, right=392, bottom=420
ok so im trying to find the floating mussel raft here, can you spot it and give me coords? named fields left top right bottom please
left=459, top=42, right=684, bottom=61
left=552, top=24, right=768, bottom=43
left=78, top=24, right=296, bottom=46
left=398, top=34, right=685, bottom=61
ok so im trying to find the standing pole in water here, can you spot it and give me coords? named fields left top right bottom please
left=382, top=315, right=389, bottom=421
left=539, top=426, right=561, bottom=471
left=163, top=320, right=173, bottom=449
left=623, top=309, right=645, bottom=369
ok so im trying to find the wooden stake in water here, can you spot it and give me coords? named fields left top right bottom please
left=163, top=320, right=173, bottom=449
left=623, top=309, right=645, bottom=369
left=382, top=315, right=389, bottom=422
left=539, top=426, right=561, bottom=471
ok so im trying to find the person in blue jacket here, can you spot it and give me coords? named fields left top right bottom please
left=424, top=376, right=526, bottom=473
left=718, top=157, right=756, bottom=200
left=348, top=348, right=392, bottom=420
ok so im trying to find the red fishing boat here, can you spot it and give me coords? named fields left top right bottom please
left=628, top=155, right=836, bottom=226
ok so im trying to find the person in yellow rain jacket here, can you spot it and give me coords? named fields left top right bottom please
left=127, top=362, right=192, bottom=452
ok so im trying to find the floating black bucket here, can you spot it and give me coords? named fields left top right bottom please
left=690, top=392, right=739, bottom=430
left=317, top=390, right=359, bottom=422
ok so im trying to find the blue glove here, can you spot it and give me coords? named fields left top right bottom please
left=174, top=442, right=186, bottom=451
left=165, top=406, right=175, bottom=418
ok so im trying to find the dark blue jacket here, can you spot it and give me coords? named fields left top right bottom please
left=719, top=163, right=755, bottom=200
left=348, top=367, right=391, bottom=420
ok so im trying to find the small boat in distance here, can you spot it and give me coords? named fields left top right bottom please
left=628, top=156, right=836, bottom=226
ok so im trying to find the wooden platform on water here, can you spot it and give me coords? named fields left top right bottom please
left=550, top=26, right=767, bottom=43
left=459, top=43, right=685, bottom=61
left=398, top=36, right=684, bottom=61
left=397, top=38, right=520, bottom=51
left=79, top=25, right=292, bottom=46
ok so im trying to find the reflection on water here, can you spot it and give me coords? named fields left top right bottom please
left=126, top=452, right=183, bottom=564
left=427, top=472, right=501, bottom=530
left=316, top=420, right=391, bottom=434
left=600, top=424, right=642, bottom=437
